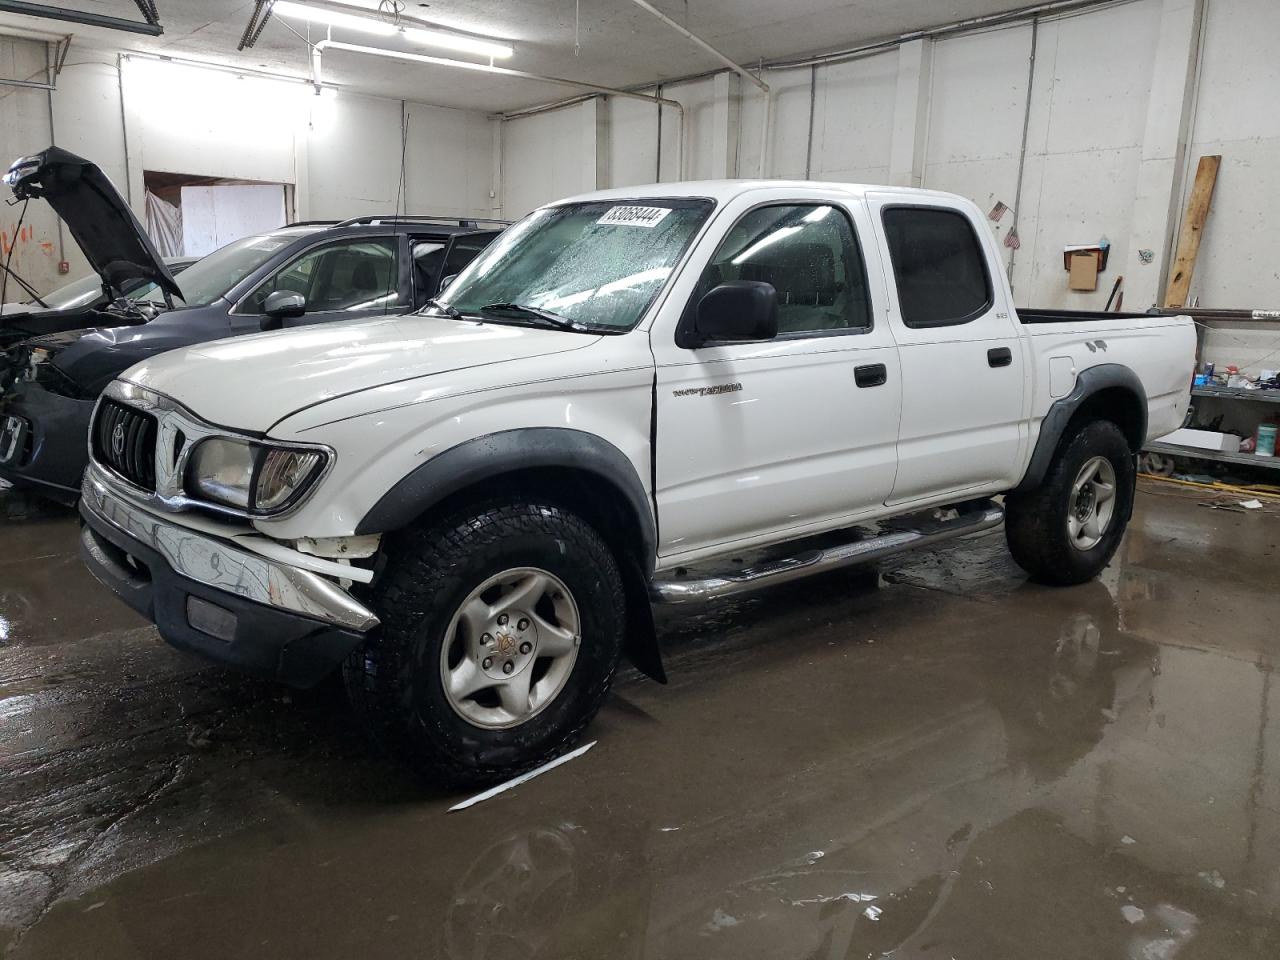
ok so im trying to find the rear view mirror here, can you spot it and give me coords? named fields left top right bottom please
left=689, top=281, right=778, bottom=346
left=438, top=274, right=459, bottom=293
left=261, top=290, right=306, bottom=330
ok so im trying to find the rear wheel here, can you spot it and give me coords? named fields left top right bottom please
left=1005, top=419, right=1135, bottom=586
left=345, top=499, right=625, bottom=786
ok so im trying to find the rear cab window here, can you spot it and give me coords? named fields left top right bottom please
left=882, top=206, right=992, bottom=328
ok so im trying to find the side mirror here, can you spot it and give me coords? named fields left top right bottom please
left=261, top=290, right=306, bottom=330
left=438, top=274, right=459, bottom=293
left=689, top=281, right=778, bottom=346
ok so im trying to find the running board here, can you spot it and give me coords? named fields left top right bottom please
left=649, top=504, right=1005, bottom=604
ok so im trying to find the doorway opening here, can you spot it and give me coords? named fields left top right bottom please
left=143, top=171, right=293, bottom=258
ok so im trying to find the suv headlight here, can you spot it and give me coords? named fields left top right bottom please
left=186, top=437, right=327, bottom=514
left=13, top=345, right=93, bottom=400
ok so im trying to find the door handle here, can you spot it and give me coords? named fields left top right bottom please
left=854, top=363, right=887, bottom=388
left=988, top=347, right=1013, bottom=368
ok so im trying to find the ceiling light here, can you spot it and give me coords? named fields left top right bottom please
left=274, top=2, right=513, bottom=59
left=402, top=27, right=513, bottom=59
left=273, top=1, right=397, bottom=37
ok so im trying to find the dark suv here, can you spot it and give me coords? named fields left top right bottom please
left=0, top=147, right=503, bottom=500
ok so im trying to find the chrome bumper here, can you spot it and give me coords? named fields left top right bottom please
left=81, top=466, right=379, bottom=632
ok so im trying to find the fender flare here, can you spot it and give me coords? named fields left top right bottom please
left=1014, top=363, right=1147, bottom=494
left=355, top=427, right=657, bottom=573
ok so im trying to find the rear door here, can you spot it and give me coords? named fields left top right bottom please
left=866, top=197, right=1029, bottom=503
left=652, top=194, right=902, bottom=560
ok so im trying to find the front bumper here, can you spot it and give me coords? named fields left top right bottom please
left=79, top=467, right=378, bottom=687
left=0, top=380, right=93, bottom=499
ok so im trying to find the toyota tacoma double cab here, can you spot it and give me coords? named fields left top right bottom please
left=78, top=180, right=1195, bottom=785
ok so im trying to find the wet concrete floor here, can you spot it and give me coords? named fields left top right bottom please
left=0, top=478, right=1278, bottom=959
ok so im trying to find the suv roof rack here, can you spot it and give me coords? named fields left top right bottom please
left=335, top=215, right=510, bottom=228
left=286, top=219, right=341, bottom=227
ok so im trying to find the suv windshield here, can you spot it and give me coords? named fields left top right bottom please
left=437, top=199, right=713, bottom=331
left=155, top=234, right=294, bottom=307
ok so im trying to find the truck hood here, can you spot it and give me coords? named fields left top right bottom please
left=120, top=314, right=598, bottom=432
left=4, top=146, right=181, bottom=303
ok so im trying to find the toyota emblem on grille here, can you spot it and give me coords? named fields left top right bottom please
left=111, top=422, right=126, bottom=458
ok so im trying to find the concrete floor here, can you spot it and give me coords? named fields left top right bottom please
left=0, top=480, right=1278, bottom=959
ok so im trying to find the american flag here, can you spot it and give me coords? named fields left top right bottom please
left=1004, top=227, right=1021, bottom=250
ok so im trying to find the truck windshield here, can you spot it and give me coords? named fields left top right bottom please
left=436, top=199, right=714, bottom=331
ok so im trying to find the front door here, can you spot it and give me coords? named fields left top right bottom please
left=652, top=199, right=901, bottom=561
left=236, top=235, right=408, bottom=329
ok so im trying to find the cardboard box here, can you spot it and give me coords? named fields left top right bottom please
left=1156, top=428, right=1241, bottom=453
left=1068, top=252, right=1099, bottom=291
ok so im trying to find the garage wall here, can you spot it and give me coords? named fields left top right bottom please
left=924, top=1, right=1166, bottom=308
left=501, top=99, right=603, bottom=218
left=0, top=36, right=71, bottom=296
left=1177, top=0, right=1280, bottom=374
left=1, top=41, right=497, bottom=296
left=517, top=0, right=1275, bottom=348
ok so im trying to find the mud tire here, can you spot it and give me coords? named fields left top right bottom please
left=344, top=499, right=625, bottom=787
left=1005, top=419, right=1136, bottom=586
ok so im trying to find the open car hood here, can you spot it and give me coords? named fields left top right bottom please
left=4, top=146, right=181, bottom=303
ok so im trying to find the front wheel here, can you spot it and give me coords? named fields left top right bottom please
left=345, top=500, right=626, bottom=786
left=1005, top=419, right=1136, bottom=586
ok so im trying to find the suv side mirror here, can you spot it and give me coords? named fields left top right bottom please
left=261, top=290, right=306, bottom=330
left=689, top=281, right=778, bottom=346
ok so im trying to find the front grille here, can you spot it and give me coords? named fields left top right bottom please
left=92, top=399, right=158, bottom=491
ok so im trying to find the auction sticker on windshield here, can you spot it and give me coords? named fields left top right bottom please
left=597, top=206, right=673, bottom=228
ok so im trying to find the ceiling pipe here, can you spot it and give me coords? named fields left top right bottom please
left=623, top=0, right=768, bottom=94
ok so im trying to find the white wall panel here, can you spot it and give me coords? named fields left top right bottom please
left=810, top=50, right=898, bottom=185
left=1183, top=0, right=1280, bottom=313
left=404, top=100, right=497, bottom=219
left=501, top=100, right=599, bottom=217
left=739, top=67, right=813, bottom=179
left=607, top=95, right=661, bottom=188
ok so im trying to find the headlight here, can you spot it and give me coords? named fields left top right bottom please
left=11, top=345, right=93, bottom=400
left=186, top=438, right=326, bottom=514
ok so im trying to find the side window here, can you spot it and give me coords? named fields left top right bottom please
left=242, top=237, right=404, bottom=314
left=882, top=207, right=992, bottom=328
left=691, top=204, right=871, bottom=336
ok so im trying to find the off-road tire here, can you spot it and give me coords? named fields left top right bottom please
left=344, top=499, right=625, bottom=787
left=1005, top=419, right=1136, bottom=586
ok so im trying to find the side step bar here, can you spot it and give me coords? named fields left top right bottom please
left=650, top=504, right=1005, bottom=604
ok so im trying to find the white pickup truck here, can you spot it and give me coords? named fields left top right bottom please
left=79, top=180, right=1195, bottom=784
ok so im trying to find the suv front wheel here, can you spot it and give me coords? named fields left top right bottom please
left=345, top=499, right=625, bottom=786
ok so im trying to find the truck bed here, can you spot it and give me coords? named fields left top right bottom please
left=1018, top=308, right=1156, bottom=324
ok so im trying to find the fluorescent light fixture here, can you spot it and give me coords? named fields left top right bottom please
left=274, top=2, right=512, bottom=58
left=273, top=1, right=396, bottom=36
left=402, top=27, right=513, bottom=59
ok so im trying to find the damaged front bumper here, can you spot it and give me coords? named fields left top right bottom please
left=0, top=379, right=93, bottom=500
left=79, top=465, right=379, bottom=687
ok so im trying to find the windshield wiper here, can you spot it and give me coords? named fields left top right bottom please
left=479, top=302, right=592, bottom=332
left=424, top=297, right=462, bottom=320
